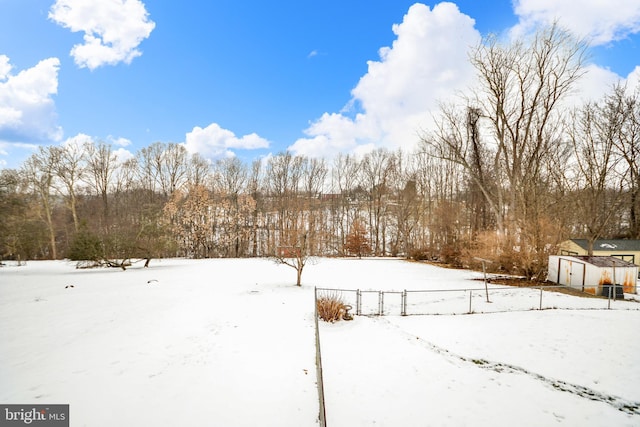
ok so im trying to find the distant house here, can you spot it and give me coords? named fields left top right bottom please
left=547, top=255, right=638, bottom=295
left=558, top=239, right=640, bottom=265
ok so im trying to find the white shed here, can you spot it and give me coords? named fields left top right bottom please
left=547, top=255, right=638, bottom=295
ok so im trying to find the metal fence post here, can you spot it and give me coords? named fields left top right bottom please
left=379, top=291, right=383, bottom=316
left=468, top=290, right=472, bottom=314
left=401, top=290, right=407, bottom=316
left=314, top=287, right=327, bottom=427
left=356, top=289, right=361, bottom=315
left=539, top=285, right=543, bottom=310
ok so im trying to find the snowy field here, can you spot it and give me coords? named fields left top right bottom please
left=1, top=258, right=639, bottom=426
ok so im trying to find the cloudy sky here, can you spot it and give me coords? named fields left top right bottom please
left=1, top=0, right=639, bottom=167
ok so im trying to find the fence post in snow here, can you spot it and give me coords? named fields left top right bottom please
left=379, top=291, right=383, bottom=316
left=539, top=285, right=543, bottom=310
left=401, top=290, right=407, bottom=316
left=468, top=290, right=472, bottom=314
left=613, top=266, right=617, bottom=301
left=356, top=289, right=361, bottom=316
left=313, top=287, right=327, bottom=427
left=474, top=257, right=492, bottom=303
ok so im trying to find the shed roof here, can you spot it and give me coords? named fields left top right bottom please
left=571, top=255, right=637, bottom=268
left=569, top=239, right=640, bottom=252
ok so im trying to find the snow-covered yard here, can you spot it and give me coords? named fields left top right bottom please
left=1, top=258, right=639, bottom=426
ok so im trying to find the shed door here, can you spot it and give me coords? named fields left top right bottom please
left=559, top=259, right=585, bottom=290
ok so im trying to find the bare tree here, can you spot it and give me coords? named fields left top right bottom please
left=426, top=24, right=585, bottom=234
left=301, top=157, right=328, bottom=254
left=360, top=149, right=393, bottom=256
left=83, top=140, right=118, bottom=230
left=187, top=153, right=211, bottom=187
left=605, top=84, right=640, bottom=238
left=330, top=153, right=361, bottom=254
left=421, top=23, right=586, bottom=273
left=475, top=24, right=585, bottom=237
left=247, top=158, right=264, bottom=257
left=213, top=157, right=252, bottom=257
left=136, top=143, right=161, bottom=194
left=23, top=147, right=59, bottom=259
left=160, top=143, right=188, bottom=196
left=266, top=152, right=310, bottom=285
left=568, top=96, right=626, bottom=254
left=52, top=142, right=85, bottom=231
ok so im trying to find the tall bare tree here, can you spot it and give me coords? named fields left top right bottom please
left=605, top=84, right=640, bottom=238
left=360, top=149, right=393, bottom=255
left=568, top=96, right=626, bottom=254
left=187, top=153, right=211, bottom=187
left=265, top=152, right=310, bottom=285
left=83, top=141, right=118, bottom=230
left=425, top=24, right=585, bottom=237
left=330, top=153, right=361, bottom=254
left=422, top=24, right=586, bottom=273
left=23, top=147, right=59, bottom=259
left=52, top=142, right=85, bottom=232
left=159, top=143, right=188, bottom=196
left=301, top=157, right=328, bottom=254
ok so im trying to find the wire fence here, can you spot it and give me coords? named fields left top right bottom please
left=313, top=284, right=637, bottom=425
left=315, top=285, right=638, bottom=316
left=313, top=288, right=327, bottom=427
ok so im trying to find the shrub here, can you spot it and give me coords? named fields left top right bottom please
left=316, top=291, right=353, bottom=322
left=68, top=229, right=103, bottom=261
left=408, top=248, right=432, bottom=261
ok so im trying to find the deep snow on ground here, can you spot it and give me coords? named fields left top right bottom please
left=1, top=257, right=639, bottom=426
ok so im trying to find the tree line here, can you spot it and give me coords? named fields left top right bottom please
left=1, top=25, right=637, bottom=278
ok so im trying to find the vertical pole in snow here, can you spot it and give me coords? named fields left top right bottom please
left=474, top=257, right=492, bottom=303
left=468, top=290, right=472, bottom=314
left=482, top=261, right=490, bottom=303
left=313, top=287, right=327, bottom=427
left=356, top=289, right=361, bottom=316
left=608, top=285, right=612, bottom=310
left=379, top=291, right=383, bottom=316
left=539, top=285, right=543, bottom=310
left=401, top=290, right=407, bottom=316
left=613, top=266, right=617, bottom=301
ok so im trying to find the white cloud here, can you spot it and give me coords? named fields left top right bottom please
left=289, top=2, right=480, bottom=158
left=0, top=55, right=62, bottom=142
left=184, top=123, right=270, bottom=160
left=49, top=0, right=155, bottom=70
left=561, top=64, right=640, bottom=110
left=109, top=136, right=132, bottom=147
left=0, top=55, right=11, bottom=80
left=60, top=132, right=93, bottom=149
left=512, top=0, right=640, bottom=45
left=627, top=66, right=640, bottom=92
left=113, top=147, right=135, bottom=163
left=575, top=64, right=622, bottom=101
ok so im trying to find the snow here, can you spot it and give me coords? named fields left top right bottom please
left=1, top=258, right=639, bottom=426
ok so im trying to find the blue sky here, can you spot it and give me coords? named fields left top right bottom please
left=1, top=0, right=639, bottom=168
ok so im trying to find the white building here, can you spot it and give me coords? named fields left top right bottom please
left=547, top=255, right=638, bottom=295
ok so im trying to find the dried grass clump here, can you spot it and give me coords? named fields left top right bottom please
left=317, top=291, right=353, bottom=322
